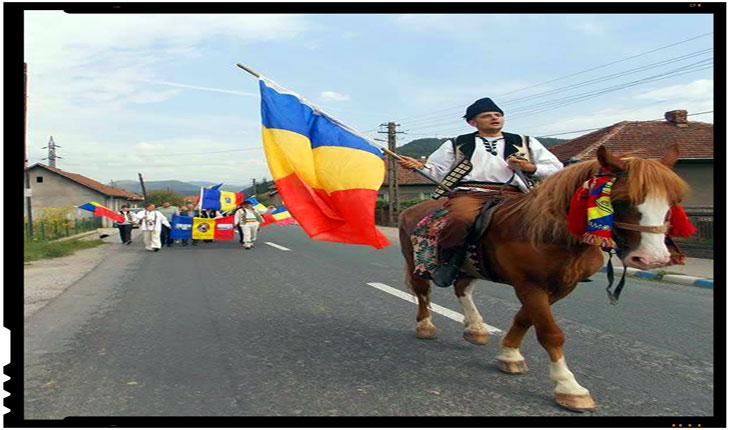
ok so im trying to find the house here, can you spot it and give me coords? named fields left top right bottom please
left=549, top=110, right=713, bottom=206
left=26, top=163, right=144, bottom=227
left=380, top=157, right=436, bottom=201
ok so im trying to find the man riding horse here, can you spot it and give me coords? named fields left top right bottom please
left=397, top=97, right=564, bottom=287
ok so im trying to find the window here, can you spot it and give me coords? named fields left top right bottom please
left=36, top=176, right=43, bottom=183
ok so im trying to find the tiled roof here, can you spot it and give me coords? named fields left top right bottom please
left=30, top=163, right=145, bottom=200
left=550, top=119, right=713, bottom=163
left=383, top=159, right=435, bottom=186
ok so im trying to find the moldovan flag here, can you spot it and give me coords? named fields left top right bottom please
left=77, top=201, right=124, bottom=223
left=258, top=77, right=390, bottom=249
left=200, top=184, right=244, bottom=212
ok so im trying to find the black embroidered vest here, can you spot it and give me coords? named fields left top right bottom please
left=431, top=132, right=530, bottom=199
left=453, top=131, right=525, bottom=160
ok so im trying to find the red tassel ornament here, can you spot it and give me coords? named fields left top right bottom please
left=567, top=181, right=589, bottom=238
left=667, top=205, right=696, bottom=238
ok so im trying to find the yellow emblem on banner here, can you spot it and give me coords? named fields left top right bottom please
left=192, top=217, right=215, bottom=240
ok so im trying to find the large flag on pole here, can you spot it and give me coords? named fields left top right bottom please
left=77, top=201, right=124, bottom=223
left=199, top=184, right=245, bottom=212
left=258, top=78, right=390, bottom=249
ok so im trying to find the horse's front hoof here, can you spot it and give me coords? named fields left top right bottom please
left=496, top=359, right=529, bottom=374
left=463, top=330, right=489, bottom=345
left=553, top=393, right=597, bottom=412
left=416, top=325, right=436, bottom=339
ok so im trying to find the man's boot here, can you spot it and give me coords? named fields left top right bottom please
left=431, top=246, right=467, bottom=288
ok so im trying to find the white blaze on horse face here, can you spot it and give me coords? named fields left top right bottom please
left=625, top=194, right=671, bottom=268
left=549, top=357, right=590, bottom=396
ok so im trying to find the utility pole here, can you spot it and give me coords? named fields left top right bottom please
left=138, top=173, right=148, bottom=204
left=24, top=62, right=33, bottom=238
left=42, top=136, right=62, bottom=168
left=252, top=178, right=257, bottom=196
left=379, top=122, right=404, bottom=226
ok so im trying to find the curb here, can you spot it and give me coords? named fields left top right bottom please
left=598, top=266, right=713, bottom=289
left=55, top=229, right=100, bottom=242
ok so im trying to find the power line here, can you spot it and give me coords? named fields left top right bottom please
left=391, top=31, right=713, bottom=124
left=405, top=61, right=712, bottom=135
left=401, top=51, right=713, bottom=129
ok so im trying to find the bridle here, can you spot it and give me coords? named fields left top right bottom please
left=593, top=171, right=671, bottom=304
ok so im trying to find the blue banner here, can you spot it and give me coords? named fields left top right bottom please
left=170, top=215, right=194, bottom=239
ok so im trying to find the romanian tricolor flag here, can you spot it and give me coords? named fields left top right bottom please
left=258, top=78, right=390, bottom=249
left=245, top=196, right=268, bottom=213
left=199, top=184, right=244, bottom=212
left=271, top=207, right=296, bottom=225
left=77, top=201, right=124, bottom=223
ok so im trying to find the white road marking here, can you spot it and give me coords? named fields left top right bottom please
left=265, top=242, right=290, bottom=251
left=366, top=282, right=502, bottom=335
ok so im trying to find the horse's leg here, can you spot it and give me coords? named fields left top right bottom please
left=495, top=306, right=531, bottom=374
left=522, top=290, right=597, bottom=412
left=405, top=267, right=436, bottom=339
left=453, top=278, right=489, bottom=345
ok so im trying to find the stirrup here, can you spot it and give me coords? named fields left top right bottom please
left=432, top=247, right=467, bottom=288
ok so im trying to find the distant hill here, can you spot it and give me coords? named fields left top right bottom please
left=397, top=136, right=569, bottom=158
left=112, top=180, right=248, bottom=196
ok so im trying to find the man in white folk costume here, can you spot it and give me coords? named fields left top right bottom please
left=234, top=199, right=264, bottom=249
left=397, top=97, right=563, bottom=287
left=134, top=203, right=172, bottom=252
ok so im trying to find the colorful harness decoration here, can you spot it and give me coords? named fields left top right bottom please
left=566, top=169, right=697, bottom=304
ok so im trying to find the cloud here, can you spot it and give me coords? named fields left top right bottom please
left=23, top=12, right=311, bottom=182
left=320, top=91, right=351, bottom=102
left=637, top=79, right=713, bottom=101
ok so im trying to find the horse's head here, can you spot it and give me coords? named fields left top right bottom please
left=596, top=144, right=690, bottom=270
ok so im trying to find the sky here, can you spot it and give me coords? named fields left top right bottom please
left=24, top=12, right=714, bottom=187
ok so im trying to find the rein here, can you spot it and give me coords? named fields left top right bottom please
left=613, top=221, right=669, bottom=234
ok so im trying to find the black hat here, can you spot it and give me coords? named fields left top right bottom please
left=464, top=97, right=504, bottom=121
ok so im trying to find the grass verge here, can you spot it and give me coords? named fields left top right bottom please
left=24, top=239, right=106, bottom=262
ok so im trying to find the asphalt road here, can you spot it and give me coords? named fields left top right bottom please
left=24, top=225, right=714, bottom=418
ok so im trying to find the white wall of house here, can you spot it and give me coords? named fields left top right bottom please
left=25, top=166, right=141, bottom=227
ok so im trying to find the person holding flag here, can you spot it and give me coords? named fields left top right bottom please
left=116, top=204, right=136, bottom=245
left=234, top=199, right=264, bottom=249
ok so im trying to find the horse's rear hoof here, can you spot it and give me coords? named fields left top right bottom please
left=416, top=325, right=436, bottom=339
left=496, top=359, right=529, bottom=374
left=463, top=330, right=489, bottom=345
left=553, top=393, right=597, bottom=412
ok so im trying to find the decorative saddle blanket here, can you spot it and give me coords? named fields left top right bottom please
left=410, top=208, right=491, bottom=281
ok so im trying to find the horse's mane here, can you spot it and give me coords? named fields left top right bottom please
left=501, top=156, right=690, bottom=246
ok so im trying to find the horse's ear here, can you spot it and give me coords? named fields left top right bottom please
left=660, top=143, right=680, bottom=167
left=596, top=145, right=626, bottom=172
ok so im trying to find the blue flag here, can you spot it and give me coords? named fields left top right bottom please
left=170, top=215, right=194, bottom=239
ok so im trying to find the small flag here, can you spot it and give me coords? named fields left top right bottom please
left=258, top=77, right=390, bottom=248
left=244, top=196, right=268, bottom=213
left=271, top=207, right=296, bottom=225
left=77, top=201, right=124, bottom=223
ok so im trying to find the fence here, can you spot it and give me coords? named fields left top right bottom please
left=676, top=206, right=713, bottom=259
left=24, top=217, right=103, bottom=241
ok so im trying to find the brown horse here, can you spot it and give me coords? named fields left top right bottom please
left=398, top=144, right=689, bottom=412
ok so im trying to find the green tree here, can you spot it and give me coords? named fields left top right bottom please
left=146, top=190, right=185, bottom=207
